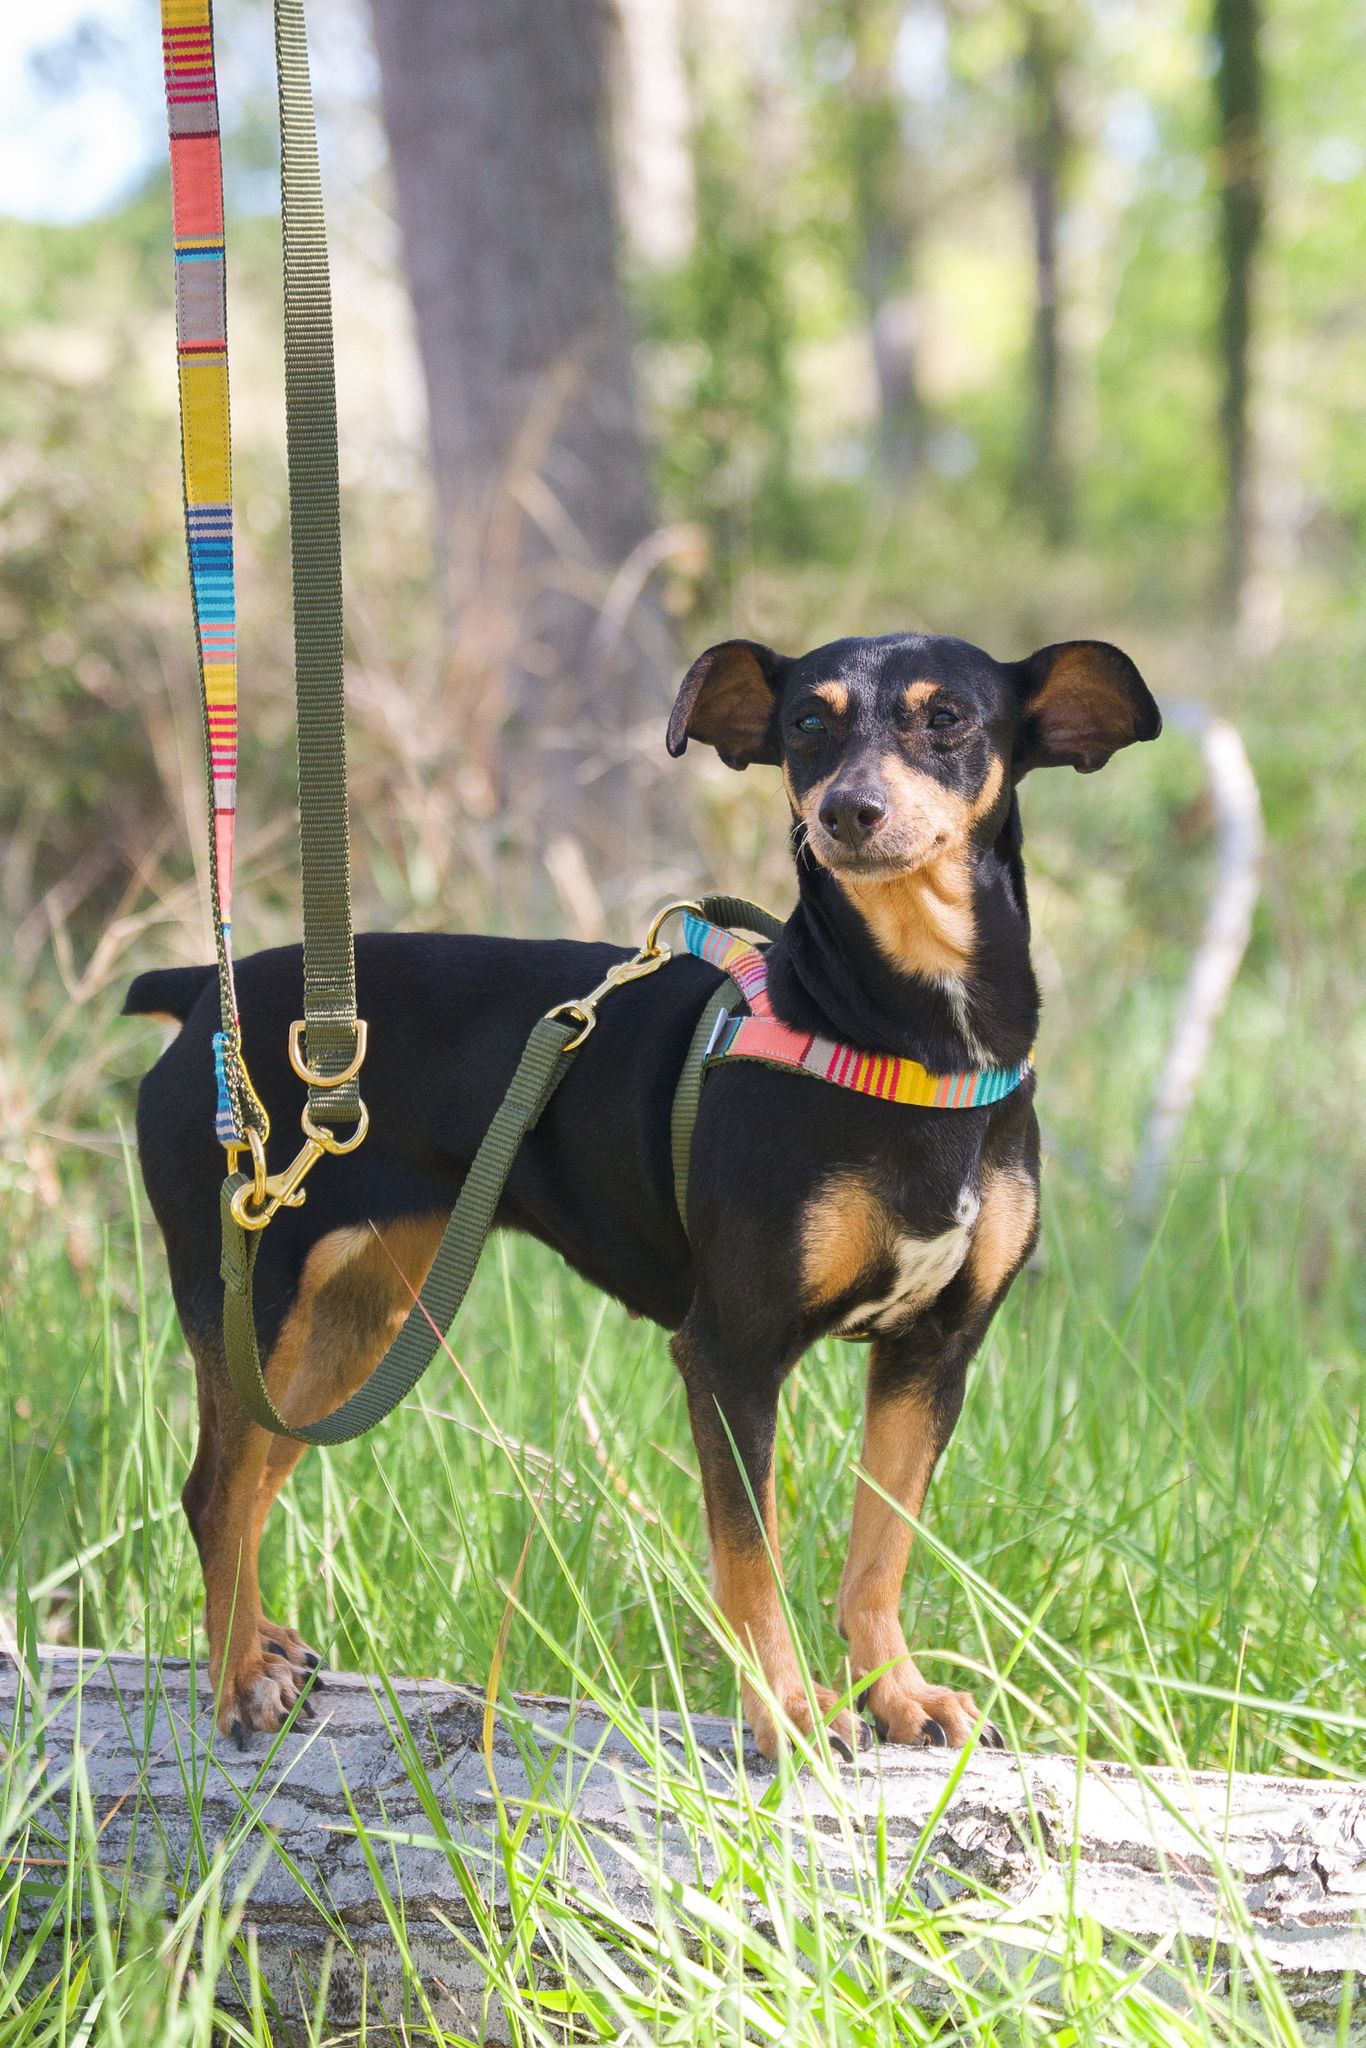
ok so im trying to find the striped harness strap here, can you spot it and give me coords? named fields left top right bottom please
left=682, top=912, right=1033, bottom=1111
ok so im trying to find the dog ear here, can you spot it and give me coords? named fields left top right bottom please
left=1010, top=640, right=1161, bottom=776
left=666, top=640, right=786, bottom=771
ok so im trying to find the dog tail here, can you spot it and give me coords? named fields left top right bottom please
left=123, top=964, right=216, bottom=1027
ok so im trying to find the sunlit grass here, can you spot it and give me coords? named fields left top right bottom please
left=0, top=1103, right=1361, bottom=2041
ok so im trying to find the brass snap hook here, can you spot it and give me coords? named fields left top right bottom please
left=229, top=1101, right=370, bottom=1230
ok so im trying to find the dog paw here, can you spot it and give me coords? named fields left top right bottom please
left=860, top=1680, right=999, bottom=1750
left=747, top=1684, right=869, bottom=1763
left=257, top=1618, right=324, bottom=1687
left=218, top=1640, right=323, bottom=1745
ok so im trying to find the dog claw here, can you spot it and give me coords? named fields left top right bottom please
left=303, top=1651, right=320, bottom=1671
left=921, top=1716, right=948, bottom=1747
left=830, top=1713, right=872, bottom=1762
left=982, top=1720, right=1006, bottom=1750
left=230, top=1718, right=251, bottom=1752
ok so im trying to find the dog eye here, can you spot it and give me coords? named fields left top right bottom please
left=928, top=706, right=959, bottom=730
left=795, top=712, right=825, bottom=735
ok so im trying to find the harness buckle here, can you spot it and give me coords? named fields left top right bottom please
left=542, top=900, right=701, bottom=1052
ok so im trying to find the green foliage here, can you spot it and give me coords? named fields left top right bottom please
left=2, top=0, right=1366, bottom=2030
left=642, top=102, right=806, bottom=567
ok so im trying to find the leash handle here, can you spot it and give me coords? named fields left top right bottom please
left=160, top=0, right=268, bottom=1151
left=275, top=0, right=363, bottom=1130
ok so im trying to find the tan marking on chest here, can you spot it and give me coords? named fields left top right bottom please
left=968, top=1167, right=1038, bottom=1308
left=801, top=1174, right=893, bottom=1308
left=802, top=1176, right=981, bottom=1330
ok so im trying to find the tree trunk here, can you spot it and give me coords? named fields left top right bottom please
left=11, top=1652, right=1366, bottom=2041
left=1212, top=0, right=1265, bottom=613
left=847, top=0, right=922, bottom=478
left=1019, top=4, right=1070, bottom=545
left=369, top=0, right=676, bottom=917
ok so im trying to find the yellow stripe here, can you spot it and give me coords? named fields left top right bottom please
left=162, top=0, right=212, bottom=29
left=179, top=357, right=231, bottom=503
left=204, top=668, right=236, bottom=698
left=886, top=1061, right=939, bottom=1107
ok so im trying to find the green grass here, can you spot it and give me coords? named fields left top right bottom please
left=1, top=1087, right=1361, bottom=2042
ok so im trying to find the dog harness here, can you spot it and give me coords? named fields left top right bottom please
left=669, top=907, right=1033, bottom=1229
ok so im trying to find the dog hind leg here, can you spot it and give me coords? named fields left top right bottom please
left=185, top=1215, right=445, bottom=1740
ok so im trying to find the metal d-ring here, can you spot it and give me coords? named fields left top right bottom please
left=288, top=1016, right=368, bottom=1089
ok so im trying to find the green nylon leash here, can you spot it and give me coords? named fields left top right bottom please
left=275, top=0, right=362, bottom=1129
left=221, top=1016, right=579, bottom=1444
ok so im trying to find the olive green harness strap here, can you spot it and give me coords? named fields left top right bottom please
left=221, top=1017, right=580, bottom=1443
left=669, top=897, right=784, bottom=1234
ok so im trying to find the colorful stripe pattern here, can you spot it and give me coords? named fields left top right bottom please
left=162, top=0, right=247, bottom=1147
left=683, top=912, right=1032, bottom=1111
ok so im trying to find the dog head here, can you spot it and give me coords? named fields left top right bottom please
left=667, top=632, right=1160, bottom=880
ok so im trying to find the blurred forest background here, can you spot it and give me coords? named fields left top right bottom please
left=0, top=0, right=1361, bottom=1591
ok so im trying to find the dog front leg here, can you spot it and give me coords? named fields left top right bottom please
left=673, top=1315, right=863, bottom=1760
left=836, top=1332, right=1000, bottom=1748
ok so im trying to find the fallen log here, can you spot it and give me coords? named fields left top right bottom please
left=4, top=1650, right=1363, bottom=2041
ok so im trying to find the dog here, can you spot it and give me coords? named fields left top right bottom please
left=126, top=631, right=1160, bottom=1757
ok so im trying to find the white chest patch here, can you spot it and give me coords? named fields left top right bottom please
left=838, top=1186, right=981, bottom=1334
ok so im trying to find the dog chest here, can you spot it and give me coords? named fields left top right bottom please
left=801, top=1172, right=983, bottom=1334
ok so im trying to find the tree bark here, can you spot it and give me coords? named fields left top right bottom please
left=12, top=1651, right=1366, bottom=2041
left=1019, top=4, right=1070, bottom=545
left=846, top=0, right=923, bottom=478
left=1212, top=0, right=1265, bottom=613
left=369, top=0, right=676, bottom=914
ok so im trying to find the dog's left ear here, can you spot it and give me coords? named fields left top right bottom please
left=1010, top=640, right=1161, bottom=776
left=666, top=639, right=786, bottom=771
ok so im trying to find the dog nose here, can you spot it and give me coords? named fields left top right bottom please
left=819, top=787, right=887, bottom=850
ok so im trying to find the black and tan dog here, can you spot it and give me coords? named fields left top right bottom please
left=127, top=632, right=1159, bottom=1756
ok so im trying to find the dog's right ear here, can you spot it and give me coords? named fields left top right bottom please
left=666, top=640, right=786, bottom=771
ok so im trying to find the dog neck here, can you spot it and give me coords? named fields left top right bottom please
left=765, top=800, right=1039, bottom=1070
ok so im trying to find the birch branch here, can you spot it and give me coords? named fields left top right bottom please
left=1131, top=700, right=1265, bottom=1220
left=6, top=1650, right=1362, bottom=2042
